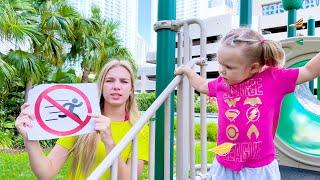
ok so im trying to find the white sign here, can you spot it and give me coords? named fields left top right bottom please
left=27, top=83, right=100, bottom=140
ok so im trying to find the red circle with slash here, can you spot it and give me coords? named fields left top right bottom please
left=34, top=85, right=92, bottom=136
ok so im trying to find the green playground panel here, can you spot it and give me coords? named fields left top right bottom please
left=277, top=60, right=320, bottom=156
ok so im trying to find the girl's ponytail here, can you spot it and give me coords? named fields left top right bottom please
left=260, top=40, right=285, bottom=67
left=220, top=28, right=286, bottom=67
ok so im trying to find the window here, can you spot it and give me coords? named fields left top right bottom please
left=262, top=0, right=320, bottom=16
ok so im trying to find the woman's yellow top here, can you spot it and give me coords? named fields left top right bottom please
left=56, top=120, right=149, bottom=179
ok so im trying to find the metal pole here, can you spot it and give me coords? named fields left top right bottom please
left=188, top=32, right=196, bottom=180
left=111, top=159, right=118, bottom=180
left=176, top=22, right=191, bottom=180
left=164, top=97, right=171, bottom=180
left=308, top=17, right=316, bottom=93
left=130, top=137, right=138, bottom=180
left=155, top=0, right=176, bottom=179
left=88, top=59, right=200, bottom=180
left=308, top=17, right=315, bottom=36
left=288, top=9, right=297, bottom=37
left=240, top=0, right=252, bottom=28
left=148, top=120, right=155, bottom=180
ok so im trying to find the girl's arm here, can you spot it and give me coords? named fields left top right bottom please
left=175, top=67, right=208, bottom=94
left=15, top=103, right=69, bottom=179
left=297, top=52, right=320, bottom=84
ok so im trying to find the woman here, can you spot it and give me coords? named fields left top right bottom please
left=15, top=59, right=149, bottom=179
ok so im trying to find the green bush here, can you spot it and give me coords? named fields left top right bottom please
left=173, top=116, right=217, bottom=142
left=136, top=92, right=218, bottom=113
left=0, top=85, right=24, bottom=148
left=136, top=92, right=156, bottom=111
left=194, top=122, right=217, bottom=142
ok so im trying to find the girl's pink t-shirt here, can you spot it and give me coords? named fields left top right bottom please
left=208, top=67, right=299, bottom=171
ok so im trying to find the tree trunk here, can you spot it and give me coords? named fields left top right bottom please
left=81, top=67, right=90, bottom=83
left=24, top=80, right=32, bottom=102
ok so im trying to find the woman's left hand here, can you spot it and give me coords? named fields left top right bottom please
left=89, top=114, right=114, bottom=147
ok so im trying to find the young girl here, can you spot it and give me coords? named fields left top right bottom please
left=15, top=60, right=149, bottom=179
left=175, top=28, right=320, bottom=179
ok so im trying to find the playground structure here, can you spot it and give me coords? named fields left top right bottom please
left=276, top=37, right=320, bottom=172
left=86, top=0, right=320, bottom=179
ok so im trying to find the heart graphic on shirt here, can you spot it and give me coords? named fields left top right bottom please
left=225, top=109, right=240, bottom=121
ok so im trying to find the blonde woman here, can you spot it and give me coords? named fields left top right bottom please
left=15, top=60, right=149, bottom=179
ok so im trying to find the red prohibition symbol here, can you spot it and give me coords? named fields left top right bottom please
left=34, top=85, right=92, bottom=136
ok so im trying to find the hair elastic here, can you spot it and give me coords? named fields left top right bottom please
left=259, top=39, right=266, bottom=45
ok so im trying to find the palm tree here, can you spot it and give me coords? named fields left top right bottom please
left=4, top=50, right=42, bottom=101
left=68, top=7, right=136, bottom=83
left=34, top=0, right=79, bottom=67
left=0, top=55, right=15, bottom=88
left=68, top=14, right=102, bottom=83
left=48, top=68, right=80, bottom=83
left=0, top=0, right=43, bottom=101
left=0, top=0, right=80, bottom=101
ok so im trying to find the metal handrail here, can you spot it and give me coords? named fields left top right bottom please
left=88, top=17, right=207, bottom=180
left=87, top=58, right=201, bottom=179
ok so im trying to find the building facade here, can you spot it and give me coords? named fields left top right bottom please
left=176, top=0, right=201, bottom=20
left=138, top=0, right=320, bottom=91
left=260, top=0, right=320, bottom=40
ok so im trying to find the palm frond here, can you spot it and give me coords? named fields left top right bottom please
left=0, top=57, right=16, bottom=87
left=4, top=50, right=41, bottom=82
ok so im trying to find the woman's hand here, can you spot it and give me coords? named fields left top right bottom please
left=89, top=114, right=115, bottom=148
left=15, top=103, right=34, bottom=140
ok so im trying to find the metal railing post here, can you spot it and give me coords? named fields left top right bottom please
left=164, top=97, right=171, bottom=180
left=131, top=137, right=138, bottom=180
left=176, top=22, right=191, bottom=180
left=88, top=58, right=200, bottom=179
left=111, top=159, right=118, bottom=180
left=148, top=120, right=156, bottom=180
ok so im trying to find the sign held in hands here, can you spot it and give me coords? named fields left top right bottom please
left=27, top=83, right=100, bottom=140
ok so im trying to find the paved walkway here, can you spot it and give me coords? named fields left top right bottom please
left=280, top=166, right=320, bottom=180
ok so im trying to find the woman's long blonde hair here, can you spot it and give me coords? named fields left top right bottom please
left=70, top=59, right=138, bottom=177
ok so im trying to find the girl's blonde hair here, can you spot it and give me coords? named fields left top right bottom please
left=70, top=59, right=138, bottom=177
left=220, top=28, right=285, bottom=67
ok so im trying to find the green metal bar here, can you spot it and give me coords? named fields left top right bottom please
left=287, top=9, right=297, bottom=37
left=308, top=17, right=315, bottom=93
left=308, top=17, right=315, bottom=36
left=240, top=0, right=252, bottom=27
left=155, top=0, right=176, bottom=179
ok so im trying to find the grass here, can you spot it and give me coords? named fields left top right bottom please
left=0, top=141, right=216, bottom=179
left=0, top=150, right=70, bottom=180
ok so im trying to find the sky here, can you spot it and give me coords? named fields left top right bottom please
left=138, top=0, right=151, bottom=43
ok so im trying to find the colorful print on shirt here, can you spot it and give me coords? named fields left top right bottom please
left=207, top=67, right=299, bottom=171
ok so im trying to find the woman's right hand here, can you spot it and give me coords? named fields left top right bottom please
left=15, top=103, right=34, bottom=140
